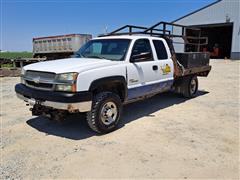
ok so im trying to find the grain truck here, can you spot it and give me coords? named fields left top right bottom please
left=33, top=34, right=92, bottom=60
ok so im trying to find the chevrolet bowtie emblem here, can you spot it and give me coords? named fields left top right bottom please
left=33, top=76, right=41, bottom=84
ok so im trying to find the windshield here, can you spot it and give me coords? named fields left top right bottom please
left=74, top=39, right=131, bottom=61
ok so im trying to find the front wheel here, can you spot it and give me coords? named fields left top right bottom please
left=86, top=92, right=122, bottom=134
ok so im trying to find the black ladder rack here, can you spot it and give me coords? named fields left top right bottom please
left=99, top=21, right=208, bottom=49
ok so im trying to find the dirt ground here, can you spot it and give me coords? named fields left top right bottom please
left=1, top=60, right=239, bottom=179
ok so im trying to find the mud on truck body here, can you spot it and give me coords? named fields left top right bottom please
left=15, top=21, right=211, bottom=134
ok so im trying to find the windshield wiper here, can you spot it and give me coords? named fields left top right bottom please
left=74, top=52, right=85, bottom=58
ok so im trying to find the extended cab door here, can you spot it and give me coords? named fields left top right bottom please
left=126, top=38, right=174, bottom=100
left=151, top=39, right=174, bottom=83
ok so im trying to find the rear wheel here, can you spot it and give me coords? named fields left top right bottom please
left=182, top=75, right=198, bottom=98
left=86, top=92, right=122, bottom=134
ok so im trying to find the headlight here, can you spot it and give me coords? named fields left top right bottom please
left=56, top=72, right=78, bottom=81
left=55, top=72, right=78, bottom=92
left=55, top=85, right=74, bottom=92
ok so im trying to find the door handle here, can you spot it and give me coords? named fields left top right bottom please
left=152, top=65, right=158, bottom=71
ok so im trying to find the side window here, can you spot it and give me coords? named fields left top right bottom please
left=131, top=39, right=153, bottom=61
left=153, top=40, right=168, bottom=60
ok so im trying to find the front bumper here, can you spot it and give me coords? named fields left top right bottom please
left=15, top=83, right=92, bottom=112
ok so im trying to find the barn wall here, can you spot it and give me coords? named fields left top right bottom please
left=173, top=0, right=240, bottom=59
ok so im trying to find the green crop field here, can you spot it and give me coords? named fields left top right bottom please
left=0, top=52, right=33, bottom=59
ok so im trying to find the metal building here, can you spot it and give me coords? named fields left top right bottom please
left=172, top=0, right=240, bottom=59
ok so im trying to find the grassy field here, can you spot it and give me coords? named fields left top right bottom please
left=0, top=52, right=33, bottom=59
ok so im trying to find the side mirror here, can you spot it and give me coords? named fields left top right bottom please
left=130, top=52, right=152, bottom=62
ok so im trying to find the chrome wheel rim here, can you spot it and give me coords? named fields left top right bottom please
left=100, top=101, right=118, bottom=125
left=190, top=78, right=197, bottom=95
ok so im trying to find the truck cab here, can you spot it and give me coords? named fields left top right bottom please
left=15, top=22, right=211, bottom=134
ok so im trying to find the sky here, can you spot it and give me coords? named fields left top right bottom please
left=1, top=0, right=216, bottom=51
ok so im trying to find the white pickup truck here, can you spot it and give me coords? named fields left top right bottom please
left=15, top=22, right=211, bottom=133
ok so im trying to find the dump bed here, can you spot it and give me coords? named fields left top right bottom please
left=33, top=34, right=92, bottom=59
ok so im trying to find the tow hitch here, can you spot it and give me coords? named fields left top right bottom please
left=31, top=104, right=68, bottom=122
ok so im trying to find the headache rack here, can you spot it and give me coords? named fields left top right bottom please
left=99, top=21, right=210, bottom=77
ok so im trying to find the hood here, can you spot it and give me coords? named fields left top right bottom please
left=23, top=58, right=119, bottom=74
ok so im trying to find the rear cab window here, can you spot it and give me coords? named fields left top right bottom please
left=153, top=40, right=168, bottom=60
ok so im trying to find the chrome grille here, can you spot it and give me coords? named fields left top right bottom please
left=23, top=70, right=56, bottom=90
left=25, top=80, right=53, bottom=89
left=25, top=71, right=56, bottom=80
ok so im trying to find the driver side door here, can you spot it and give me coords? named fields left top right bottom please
left=127, top=38, right=161, bottom=100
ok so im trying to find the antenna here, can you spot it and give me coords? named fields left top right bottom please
left=104, top=26, right=108, bottom=34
